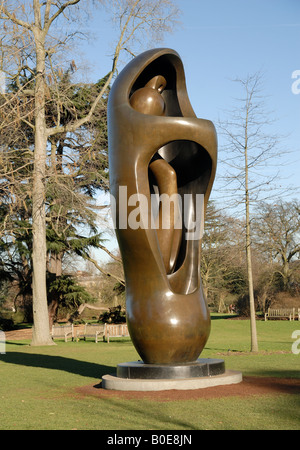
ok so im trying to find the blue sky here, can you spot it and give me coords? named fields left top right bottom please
left=83, top=0, right=299, bottom=192
left=78, top=0, right=300, bottom=259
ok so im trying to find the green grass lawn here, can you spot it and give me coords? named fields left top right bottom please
left=0, top=316, right=299, bottom=430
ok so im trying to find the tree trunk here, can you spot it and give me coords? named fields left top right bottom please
left=245, top=140, right=258, bottom=352
left=77, top=303, right=107, bottom=314
left=47, top=251, right=63, bottom=327
left=218, top=293, right=226, bottom=313
left=281, top=255, right=291, bottom=290
left=246, top=228, right=258, bottom=351
left=31, top=25, right=54, bottom=346
left=48, top=299, right=59, bottom=329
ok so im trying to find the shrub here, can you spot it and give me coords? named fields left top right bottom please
left=0, top=317, right=15, bottom=331
left=98, top=305, right=126, bottom=324
left=235, top=294, right=259, bottom=317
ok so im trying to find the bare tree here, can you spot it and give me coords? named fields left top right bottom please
left=201, top=202, right=247, bottom=312
left=0, top=0, right=180, bottom=345
left=218, top=73, right=286, bottom=352
left=253, top=199, right=300, bottom=291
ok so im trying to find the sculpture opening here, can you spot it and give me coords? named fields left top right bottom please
left=149, top=141, right=212, bottom=296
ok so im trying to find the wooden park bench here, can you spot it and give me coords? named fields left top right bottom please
left=51, top=324, right=74, bottom=342
left=264, top=308, right=295, bottom=321
left=104, top=323, right=130, bottom=343
left=76, top=323, right=106, bottom=343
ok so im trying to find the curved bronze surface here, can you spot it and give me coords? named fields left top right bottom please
left=108, top=48, right=217, bottom=364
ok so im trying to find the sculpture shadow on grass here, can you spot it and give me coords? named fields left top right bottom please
left=0, top=352, right=113, bottom=379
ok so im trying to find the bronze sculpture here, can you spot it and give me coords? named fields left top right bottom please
left=108, top=48, right=217, bottom=365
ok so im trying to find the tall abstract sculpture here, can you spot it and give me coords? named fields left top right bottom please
left=108, top=48, right=217, bottom=366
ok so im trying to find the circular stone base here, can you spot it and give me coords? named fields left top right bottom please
left=102, top=370, right=243, bottom=391
left=101, top=358, right=242, bottom=391
left=117, top=358, right=225, bottom=380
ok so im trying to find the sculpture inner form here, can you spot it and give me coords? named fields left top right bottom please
left=108, top=48, right=217, bottom=365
